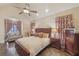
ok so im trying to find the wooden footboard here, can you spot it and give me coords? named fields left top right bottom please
left=15, top=41, right=30, bottom=56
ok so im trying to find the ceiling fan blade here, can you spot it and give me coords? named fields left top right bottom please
left=13, top=6, right=22, bottom=10
left=30, top=10, right=37, bottom=13
left=19, top=11, right=23, bottom=14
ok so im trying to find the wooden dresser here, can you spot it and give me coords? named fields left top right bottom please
left=65, top=36, right=76, bottom=55
left=74, top=33, right=79, bottom=55
left=65, top=30, right=79, bottom=55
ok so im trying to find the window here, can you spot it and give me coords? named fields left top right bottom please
left=11, top=24, right=18, bottom=33
left=8, top=24, right=19, bottom=35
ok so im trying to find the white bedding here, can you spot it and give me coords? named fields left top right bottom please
left=16, top=36, right=50, bottom=56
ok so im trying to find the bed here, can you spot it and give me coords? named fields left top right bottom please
left=15, top=28, right=51, bottom=56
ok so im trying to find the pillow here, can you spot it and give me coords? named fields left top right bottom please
left=35, top=32, right=49, bottom=38
left=38, top=32, right=43, bottom=38
left=35, top=32, right=43, bottom=38
left=43, top=33, right=49, bottom=38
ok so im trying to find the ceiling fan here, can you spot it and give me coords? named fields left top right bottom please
left=13, top=4, right=38, bottom=16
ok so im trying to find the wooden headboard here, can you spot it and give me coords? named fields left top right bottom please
left=35, top=28, right=51, bottom=38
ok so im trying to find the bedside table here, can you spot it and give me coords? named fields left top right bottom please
left=50, top=38, right=61, bottom=50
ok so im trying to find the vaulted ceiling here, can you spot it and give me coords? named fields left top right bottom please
left=0, top=3, right=79, bottom=20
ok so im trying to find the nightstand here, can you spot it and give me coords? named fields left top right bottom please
left=50, top=38, right=61, bottom=50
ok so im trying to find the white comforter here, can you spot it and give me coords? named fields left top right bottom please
left=16, top=36, right=50, bottom=56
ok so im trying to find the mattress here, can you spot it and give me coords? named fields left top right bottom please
left=16, top=36, right=50, bottom=56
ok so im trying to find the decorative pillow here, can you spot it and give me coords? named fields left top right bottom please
left=35, top=32, right=43, bottom=38
left=43, top=33, right=49, bottom=38
left=38, top=32, right=43, bottom=38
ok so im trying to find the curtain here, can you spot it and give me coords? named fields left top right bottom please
left=55, top=14, right=74, bottom=49
left=16, top=21, right=21, bottom=35
left=4, top=19, right=13, bottom=36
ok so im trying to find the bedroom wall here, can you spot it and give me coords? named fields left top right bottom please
left=55, top=6, right=79, bottom=33
left=22, top=20, right=31, bottom=36
left=0, top=17, right=4, bottom=43
left=35, top=15, right=56, bottom=28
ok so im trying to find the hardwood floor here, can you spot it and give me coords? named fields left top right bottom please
left=0, top=42, right=70, bottom=56
left=38, top=47, right=70, bottom=56
left=5, top=42, right=19, bottom=56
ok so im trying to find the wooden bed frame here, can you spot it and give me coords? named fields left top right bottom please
left=15, top=28, right=51, bottom=56
left=15, top=41, right=30, bottom=56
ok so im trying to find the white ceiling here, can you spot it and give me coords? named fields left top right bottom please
left=0, top=3, right=79, bottom=20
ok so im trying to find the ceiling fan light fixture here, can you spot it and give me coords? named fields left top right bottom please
left=45, top=9, right=49, bottom=13
left=23, top=9, right=29, bottom=13
left=36, top=13, right=39, bottom=16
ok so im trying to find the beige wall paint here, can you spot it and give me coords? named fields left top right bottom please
left=22, top=20, right=31, bottom=36
left=0, top=17, right=4, bottom=43
left=35, top=15, right=56, bottom=28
